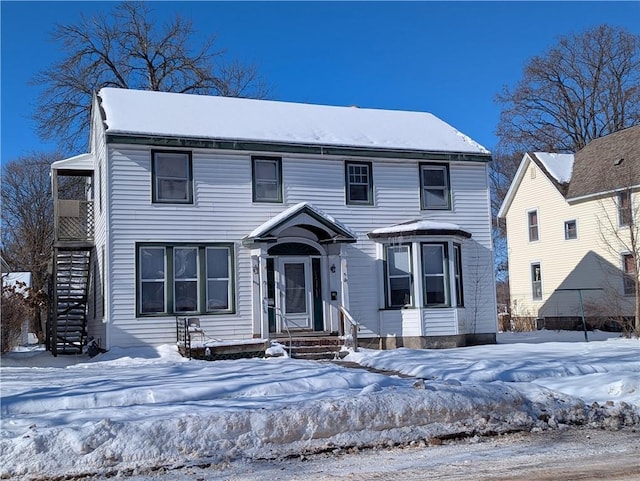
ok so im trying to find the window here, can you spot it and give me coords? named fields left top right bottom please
left=174, top=247, right=199, bottom=313
left=151, top=151, right=193, bottom=203
left=385, top=245, right=413, bottom=307
left=345, top=161, right=373, bottom=205
left=137, top=243, right=234, bottom=315
left=206, top=247, right=231, bottom=310
left=420, top=163, right=450, bottom=210
left=564, top=220, right=577, bottom=240
left=622, top=254, right=636, bottom=296
left=528, top=210, right=539, bottom=241
left=453, top=243, right=464, bottom=307
left=531, top=263, right=542, bottom=300
left=252, top=156, right=282, bottom=203
left=618, top=191, right=632, bottom=227
left=422, top=243, right=449, bottom=306
left=139, top=246, right=167, bottom=313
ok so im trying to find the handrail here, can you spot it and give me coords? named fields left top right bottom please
left=272, top=306, right=293, bottom=357
left=338, top=305, right=359, bottom=352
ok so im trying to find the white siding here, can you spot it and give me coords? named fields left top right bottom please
left=104, top=145, right=496, bottom=347
left=86, top=104, right=108, bottom=347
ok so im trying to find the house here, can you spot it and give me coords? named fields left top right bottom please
left=498, top=125, right=640, bottom=329
left=48, top=87, right=497, bottom=355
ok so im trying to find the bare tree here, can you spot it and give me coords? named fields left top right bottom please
left=1, top=152, right=65, bottom=338
left=596, top=181, right=640, bottom=337
left=492, top=25, right=640, bottom=304
left=32, top=1, right=270, bottom=153
left=496, top=24, right=640, bottom=155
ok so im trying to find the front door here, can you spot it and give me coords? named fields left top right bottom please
left=278, top=257, right=313, bottom=330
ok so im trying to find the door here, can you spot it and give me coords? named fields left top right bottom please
left=278, top=257, right=313, bottom=330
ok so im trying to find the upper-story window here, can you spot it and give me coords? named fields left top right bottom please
left=564, top=220, right=577, bottom=240
left=151, top=151, right=193, bottom=204
left=420, top=163, right=450, bottom=210
left=345, top=161, right=373, bottom=205
left=252, top=156, right=282, bottom=203
left=528, top=209, right=539, bottom=242
left=618, top=191, right=632, bottom=227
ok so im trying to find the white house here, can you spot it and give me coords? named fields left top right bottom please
left=498, top=125, right=640, bottom=329
left=49, top=88, right=497, bottom=355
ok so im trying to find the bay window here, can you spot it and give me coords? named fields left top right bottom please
left=385, top=245, right=413, bottom=308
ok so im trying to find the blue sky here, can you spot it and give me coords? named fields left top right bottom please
left=2, top=1, right=639, bottom=162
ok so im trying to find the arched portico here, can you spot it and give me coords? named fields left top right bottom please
left=243, top=203, right=357, bottom=338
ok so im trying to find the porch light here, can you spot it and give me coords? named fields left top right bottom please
left=330, top=264, right=336, bottom=273
left=253, top=264, right=259, bottom=275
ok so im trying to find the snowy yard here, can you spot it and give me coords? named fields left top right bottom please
left=1, top=330, right=639, bottom=480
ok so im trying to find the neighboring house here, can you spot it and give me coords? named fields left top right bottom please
left=498, top=125, right=640, bottom=327
left=49, top=87, right=497, bottom=355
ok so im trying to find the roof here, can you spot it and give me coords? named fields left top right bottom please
left=51, top=153, right=95, bottom=173
left=368, top=219, right=471, bottom=239
left=97, top=88, right=490, bottom=157
left=530, top=152, right=574, bottom=184
left=497, top=152, right=573, bottom=218
left=243, top=202, right=357, bottom=245
left=499, top=126, right=640, bottom=217
left=566, top=125, right=640, bottom=201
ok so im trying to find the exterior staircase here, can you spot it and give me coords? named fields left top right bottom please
left=278, top=336, right=348, bottom=360
left=49, top=248, right=92, bottom=355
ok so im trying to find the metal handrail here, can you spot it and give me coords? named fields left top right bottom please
left=338, top=305, right=359, bottom=352
left=272, top=306, right=293, bottom=357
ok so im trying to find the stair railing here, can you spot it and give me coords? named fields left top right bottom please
left=272, top=305, right=293, bottom=357
left=338, top=305, right=359, bottom=352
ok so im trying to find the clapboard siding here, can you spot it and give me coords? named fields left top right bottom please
left=505, top=158, right=637, bottom=319
left=102, top=144, right=496, bottom=347
left=86, top=109, right=108, bottom=347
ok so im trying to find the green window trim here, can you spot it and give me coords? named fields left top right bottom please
left=151, top=150, right=193, bottom=204
left=422, top=242, right=451, bottom=307
left=252, top=156, right=283, bottom=203
left=383, top=244, right=413, bottom=308
left=453, top=243, right=464, bottom=307
left=420, top=163, right=451, bottom=211
left=345, top=160, right=374, bottom=206
left=136, top=242, right=235, bottom=317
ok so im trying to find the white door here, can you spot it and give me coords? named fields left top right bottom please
left=277, top=257, right=313, bottom=330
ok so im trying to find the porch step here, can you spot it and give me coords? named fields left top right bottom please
left=278, top=336, right=347, bottom=360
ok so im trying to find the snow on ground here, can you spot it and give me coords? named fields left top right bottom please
left=1, top=331, right=639, bottom=480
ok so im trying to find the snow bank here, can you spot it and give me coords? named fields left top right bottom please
left=1, top=335, right=639, bottom=480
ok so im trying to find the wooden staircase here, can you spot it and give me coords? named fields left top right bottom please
left=49, top=248, right=92, bottom=355
left=278, top=336, right=348, bottom=360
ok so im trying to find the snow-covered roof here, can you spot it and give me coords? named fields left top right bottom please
left=498, top=152, right=574, bottom=219
left=532, top=152, right=574, bottom=184
left=51, top=153, right=95, bottom=172
left=244, top=202, right=357, bottom=244
left=98, top=88, right=490, bottom=155
left=368, top=219, right=471, bottom=239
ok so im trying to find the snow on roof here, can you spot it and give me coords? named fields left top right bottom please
left=51, top=153, right=95, bottom=171
left=98, top=88, right=490, bottom=155
left=369, top=219, right=470, bottom=237
left=533, top=152, right=574, bottom=183
left=245, top=202, right=357, bottom=240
